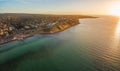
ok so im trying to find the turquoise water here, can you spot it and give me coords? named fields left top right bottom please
left=0, top=16, right=120, bottom=71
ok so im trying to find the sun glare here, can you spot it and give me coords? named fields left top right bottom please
left=110, top=2, right=120, bottom=16
left=116, top=20, right=120, bottom=34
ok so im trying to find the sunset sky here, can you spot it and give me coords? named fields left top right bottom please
left=0, top=0, right=120, bottom=15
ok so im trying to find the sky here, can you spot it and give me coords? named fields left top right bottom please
left=0, top=0, right=120, bottom=15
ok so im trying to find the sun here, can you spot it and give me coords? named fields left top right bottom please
left=109, top=3, right=120, bottom=16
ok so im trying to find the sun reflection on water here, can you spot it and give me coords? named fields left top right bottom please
left=103, top=19, right=120, bottom=67
left=116, top=20, right=120, bottom=34
left=112, top=20, right=120, bottom=48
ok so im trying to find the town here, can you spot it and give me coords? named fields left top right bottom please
left=0, top=13, right=94, bottom=44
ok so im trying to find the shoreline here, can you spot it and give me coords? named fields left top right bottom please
left=0, top=22, right=79, bottom=45
left=0, top=17, right=97, bottom=45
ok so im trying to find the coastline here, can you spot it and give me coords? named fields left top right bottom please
left=0, top=17, right=97, bottom=45
left=0, top=22, right=79, bottom=45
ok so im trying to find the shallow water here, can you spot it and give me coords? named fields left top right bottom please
left=0, top=16, right=120, bottom=71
